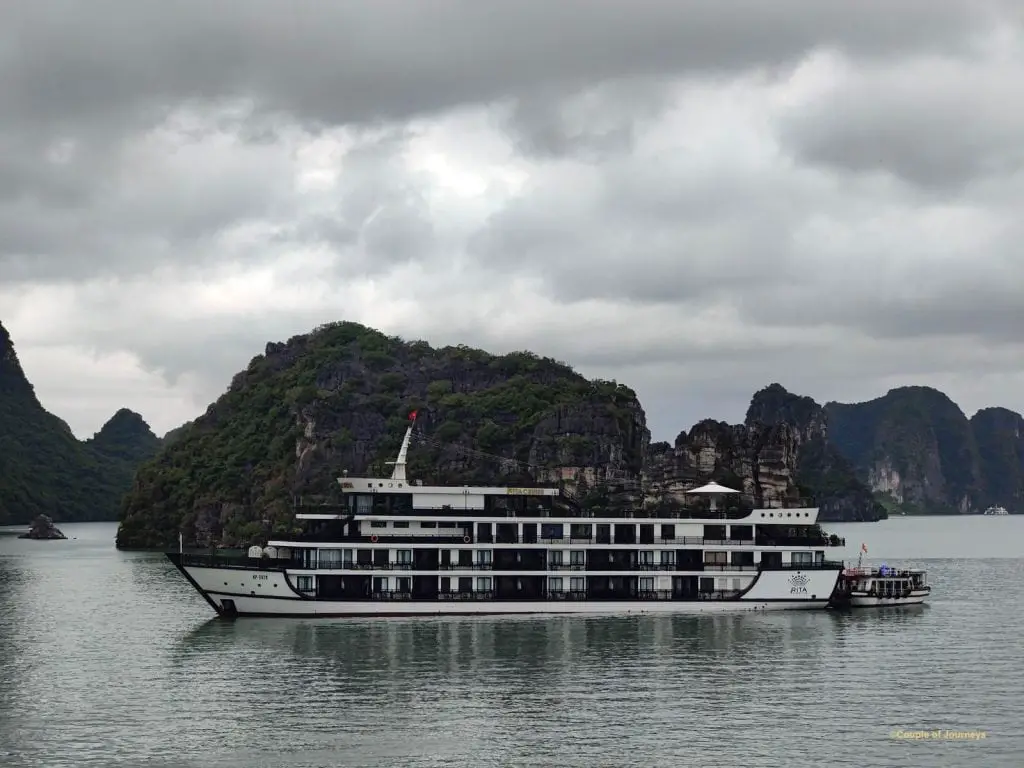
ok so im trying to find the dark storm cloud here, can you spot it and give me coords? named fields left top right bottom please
left=501, top=79, right=674, bottom=159
left=468, top=153, right=803, bottom=305
left=4, top=0, right=1024, bottom=439
left=0, top=0, right=1016, bottom=284
left=2, top=1, right=1004, bottom=133
left=778, top=51, right=1024, bottom=189
left=290, top=131, right=437, bottom=276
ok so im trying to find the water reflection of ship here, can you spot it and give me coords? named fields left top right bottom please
left=171, top=612, right=838, bottom=684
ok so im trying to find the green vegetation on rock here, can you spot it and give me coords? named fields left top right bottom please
left=116, top=322, right=647, bottom=549
left=825, top=386, right=984, bottom=515
left=0, top=321, right=161, bottom=525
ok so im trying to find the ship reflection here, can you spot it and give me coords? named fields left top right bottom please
left=170, top=611, right=842, bottom=679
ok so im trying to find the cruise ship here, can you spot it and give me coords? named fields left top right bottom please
left=166, top=416, right=847, bottom=617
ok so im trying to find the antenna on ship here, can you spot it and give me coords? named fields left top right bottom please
left=685, top=481, right=740, bottom=515
left=386, top=410, right=417, bottom=482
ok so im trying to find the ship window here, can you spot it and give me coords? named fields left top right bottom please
left=660, top=550, right=675, bottom=565
left=549, top=551, right=564, bottom=565
left=396, top=550, right=412, bottom=564
left=397, top=577, right=411, bottom=592
left=570, top=524, right=591, bottom=539
left=476, top=577, right=492, bottom=592
left=639, top=577, right=654, bottom=592
left=420, top=521, right=436, bottom=528
left=703, top=551, right=728, bottom=564
left=393, top=521, right=409, bottom=528
left=319, top=549, right=343, bottom=568
left=570, top=550, right=585, bottom=565
left=541, top=523, right=563, bottom=540
left=548, top=577, right=563, bottom=592
left=355, top=495, right=372, bottom=512
left=295, top=576, right=315, bottom=593
left=638, top=550, right=654, bottom=565
left=370, top=521, right=387, bottom=528
left=569, top=577, right=585, bottom=592
left=792, top=552, right=813, bottom=565
left=476, top=550, right=492, bottom=564
left=372, top=577, right=386, bottom=592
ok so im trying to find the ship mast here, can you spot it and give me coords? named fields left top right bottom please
left=386, top=410, right=417, bottom=482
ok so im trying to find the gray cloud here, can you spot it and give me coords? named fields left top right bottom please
left=2, top=0, right=1024, bottom=441
left=778, top=50, right=1024, bottom=189
left=3, top=1, right=1003, bottom=132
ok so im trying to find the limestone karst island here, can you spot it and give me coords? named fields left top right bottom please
left=0, top=319, right=1021, bottom=547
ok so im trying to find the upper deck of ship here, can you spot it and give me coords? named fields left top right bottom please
left=312, top=418, right=823, bottom=525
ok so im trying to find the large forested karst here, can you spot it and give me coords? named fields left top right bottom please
left=6, top=314, right=1020, bottom=538
left=116, top=322, right=648, bottom=549
left=115, top=320, right=1024, bottom=548
left=0, top=321, right=161, bottom=525
left=824, top=386, right=1023, bottom=515
left=970, top=407, right=1024, bottom=513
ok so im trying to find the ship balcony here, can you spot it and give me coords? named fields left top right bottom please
left=754, top=535, right=845, bottom=547
left=280, top=533, right=829, bottom=547
left=172, top=553, right=845, bottom=572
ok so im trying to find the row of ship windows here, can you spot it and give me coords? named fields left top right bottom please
left=348, top=492, right=813, bottom=520
left=305, top=550, right=819, bottom=566
left=368, top=516, right=808, bottom=530
left=366, top=523, right=749, bottom=536
left=293, top=576, right=748, bottom=592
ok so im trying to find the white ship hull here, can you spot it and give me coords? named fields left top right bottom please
left=173, top=561, right=841, bottom=617
left=847, top=589, right=930, bottom=608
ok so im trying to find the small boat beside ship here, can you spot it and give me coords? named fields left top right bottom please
left=830, top=565, right=930, bottom=608
left=828, top=543, right=930, bottom=609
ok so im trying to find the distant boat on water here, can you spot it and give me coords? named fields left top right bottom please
left=983, top=506, right=1010, bottom=516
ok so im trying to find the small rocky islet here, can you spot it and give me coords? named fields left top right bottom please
left=18, top=514, right=67, bottom=540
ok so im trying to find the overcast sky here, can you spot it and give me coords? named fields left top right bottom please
left=2, top=1, right=1023, bottom=442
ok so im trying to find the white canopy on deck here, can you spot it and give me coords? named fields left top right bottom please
left=686, top=482, right=740, bottom=495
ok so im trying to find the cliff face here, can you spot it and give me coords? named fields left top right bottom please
left=824, top=386, right=993, bottom=515
left=643, top=384, right=885, bottom=522
left=0, top=321, right=160, bottom=525
left=970, top=408, right=1024, bottom=511
left=116, top=321, right=649, bottom=549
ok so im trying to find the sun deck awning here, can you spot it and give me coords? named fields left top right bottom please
left=686, top=482, right=741, bottom=495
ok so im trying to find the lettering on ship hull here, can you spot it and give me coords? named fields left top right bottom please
left=788, top=572, right=810, bottom=595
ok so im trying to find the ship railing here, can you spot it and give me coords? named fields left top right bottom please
left=175, top=553, right=282, bottom=570
left=701, top=564, right=759, bottom=572
left=341, top=509, right=772, bottom=521
left=437, top=592, right=495, bottom=601
left=437, top=563, right=494, bottom=570
left=761, top=560, right=844, bottom=571
left=755, top=536, right=845, bottom=547
left=277, top=533, right=844, bottom=547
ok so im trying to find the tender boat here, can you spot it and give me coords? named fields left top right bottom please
left=830, top=558, right=931, bottom=608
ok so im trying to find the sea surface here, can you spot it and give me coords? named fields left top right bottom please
left=1, top=517, right=1021, bottom=767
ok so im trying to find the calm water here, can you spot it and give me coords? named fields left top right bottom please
left=1, top=518, right=1022, bottom=767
